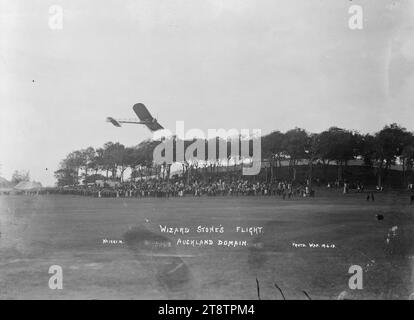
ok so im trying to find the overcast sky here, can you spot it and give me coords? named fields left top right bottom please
left=1, top=0, right=414, bottom=186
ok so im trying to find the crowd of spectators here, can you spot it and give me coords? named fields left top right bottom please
left=48, top=173, right=317, bottom=199
left=26, top=173, right=414, bottom=199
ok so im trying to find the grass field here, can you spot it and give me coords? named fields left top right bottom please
left=1, top=191, right=413, bottom=300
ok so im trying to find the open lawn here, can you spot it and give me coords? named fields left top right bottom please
left=1, top=191, right=413, bottom=299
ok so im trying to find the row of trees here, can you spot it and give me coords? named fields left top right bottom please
left=11, top=170, right=30, bottom=185
left=54, top=141, right=156, bottom=186
left=55, top=124, right=414, bottom=187
left=262, top=124, right=414, bottom=187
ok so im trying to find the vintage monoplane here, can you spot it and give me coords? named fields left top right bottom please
left=107, top=103, right=164, bottom=132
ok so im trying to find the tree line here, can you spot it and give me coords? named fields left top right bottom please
left=55, top=123, right=414, bottom=187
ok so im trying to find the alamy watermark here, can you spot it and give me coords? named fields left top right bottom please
left=152, top=121, right=261, bottom=175
left=348, top=265, right=363, bottom=290
left=48, top=265, right=63, bottom=290
left=48, top=5, right=63, bottom=30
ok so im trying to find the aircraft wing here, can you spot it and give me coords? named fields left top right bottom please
left=133, top=103, right=153, bottom=122
left=145, top=121, right=164, bottom=132
left=133, top=103, right=164, bottom=131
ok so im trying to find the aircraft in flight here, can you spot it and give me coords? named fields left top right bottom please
left=106, top=103, right=164, bottom=132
